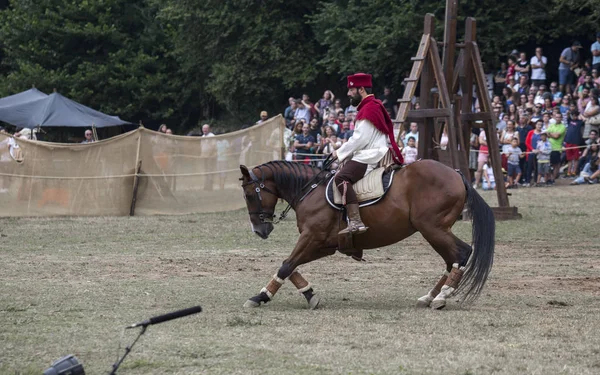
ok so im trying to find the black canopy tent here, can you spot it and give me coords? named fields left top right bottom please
left=0, top=92, right=130, bottom=129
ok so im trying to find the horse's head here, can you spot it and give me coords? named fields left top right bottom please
left=239, top=165, right=277, bottom=239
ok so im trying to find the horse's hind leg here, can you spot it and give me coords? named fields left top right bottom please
left=417, top=230, right=472, bottom=309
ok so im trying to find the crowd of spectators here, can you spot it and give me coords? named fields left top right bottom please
left=470, top=36, right=600, bottom=189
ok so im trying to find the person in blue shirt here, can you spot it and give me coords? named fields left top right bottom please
left=294, top=123, right=315, bottom=163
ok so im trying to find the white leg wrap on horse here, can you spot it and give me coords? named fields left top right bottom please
left=272, top=274, right=285, bottom=284
left=297, top=283, right=312, bottom=293
left=416, top=291, right=435, bottom=307
left=260, top=287, right=273, bottom=299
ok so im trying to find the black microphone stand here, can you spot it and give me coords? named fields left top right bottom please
left=109, top=325, right=147, bottom=375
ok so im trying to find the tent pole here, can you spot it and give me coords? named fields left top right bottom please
left=92, top=124, right=98, bottom=141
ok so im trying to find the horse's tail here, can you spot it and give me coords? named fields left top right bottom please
left=456, top=172, right=495, bottom=304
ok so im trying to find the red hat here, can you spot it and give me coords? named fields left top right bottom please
left=347, top=73, right=372, bottom=88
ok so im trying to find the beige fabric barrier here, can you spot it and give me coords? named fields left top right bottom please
left=0, top=115, right=284, bottom=216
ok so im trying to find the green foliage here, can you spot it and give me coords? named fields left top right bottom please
left=0, top=0, right=598, bottom=131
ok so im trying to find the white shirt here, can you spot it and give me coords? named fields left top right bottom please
left=402, top=145, right=418, bottom=164
left=530, top=55, right=547, bottom=80
left=336, top=118, right=388, bottom=172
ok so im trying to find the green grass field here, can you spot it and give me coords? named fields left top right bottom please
left=1, top=184, right=600, bottom=375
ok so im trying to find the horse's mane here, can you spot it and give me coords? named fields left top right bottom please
left=254, top=161, right=322, bottom=203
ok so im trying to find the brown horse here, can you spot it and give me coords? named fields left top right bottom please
left=239, top=159, right=494, bottom=310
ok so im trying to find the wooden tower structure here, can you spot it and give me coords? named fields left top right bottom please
left=394, top=0, right=520, bottom=220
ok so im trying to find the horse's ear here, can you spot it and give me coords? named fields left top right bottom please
left=240, top=165, right=250, bottom=179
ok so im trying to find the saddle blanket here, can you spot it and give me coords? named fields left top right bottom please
left=325, top=167, right=395, bottom=210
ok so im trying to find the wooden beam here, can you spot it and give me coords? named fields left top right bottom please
left=461, top=112, right=493, bottom=122
left=469, top=32, right=510, bottom=207
left=442, top=0, right=458, bottom=96
left=406, top=108, right=452, bottom=120
left=417, top=15, right=436, bottom=160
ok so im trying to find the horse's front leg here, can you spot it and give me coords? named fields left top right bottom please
left=243, top=235, right=335, bottom=309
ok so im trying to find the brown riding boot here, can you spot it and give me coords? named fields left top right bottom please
left=338, top=203, right=368, bottom=235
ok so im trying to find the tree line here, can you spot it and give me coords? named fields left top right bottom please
left=0, top=0, right=598, bottom=133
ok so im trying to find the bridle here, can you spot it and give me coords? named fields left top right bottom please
left=241, top=156, right=337, bottom=225
left=241, top=168, right=280, bottom=224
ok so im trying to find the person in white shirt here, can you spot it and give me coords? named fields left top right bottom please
left=402, top=137, right=418, bottom=164
left=530, top=47, right=547, bottom=87
left=332, top=73, right=403, bottom=236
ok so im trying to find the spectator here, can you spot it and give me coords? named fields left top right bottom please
left=494, top=62, right=508, bottom=95
left=380, top=87, right=397, bottom=118
left=402, top=136, right=418, bottom=164
left=318, top=126, right=341, bottom=158
left=505, top=137, right=524, bottom=188
left=308, top=118, right=321, bottom=141
left=559, top=41, right=582, bottom=95
left=339, top=121, right=353, bottom=142
left=592, top=32, right=600, bottom=71
left=506, top=75, right=518, bottom=91
left=592, top=69, right=600, bottom=87
left=165, top=129, right=173, bottom=135
left=482, top=162, right=496, bottom=190
left=515, top=52, right=530, bottom=81
left=201, top=124, right=215, bottom=137
left=81, top=129, right=95, bottom=143
left=257, top=111, right=268, bottom=124
left=547, top=112, right=566, bottom=184
left=577, top=74, right=596, bottom=95
left=581, top=95, right=600, bottom=138
left=564, top=107, right=584, bottom=177
left=293, top=123, right=315, bottom=163
left=535, top=131, right=552, bottom=185
left=525, top=120, right=544, bottom=186
left=294, top=99, right=311, bottom=124
left=324, top=113, right=339, bottom=134
left=315, top=90, right=334, bottom=120
left=559, top=96, right=571, bottom=116
left=530, top=47, right=547, bottom=86
left=534, top=84, right=547, bottom=105
left=302, top=94, right=318, bottom=121
left=473, top=130, right=489, bottom=189
left=549, top=82, right=563, bottom=105
left=333, top=98, right=344, bottom=114
left=571, top=142, right=599, bottom=185
left=500, top=120, right=518, bottom=155
left=514, top=75, right=529, bottom=96
left=403, top=122, right=419, bottom=147
left=577, top=87, right=591, bottom=114
left=507, top=56, right=517, bottom=79
left=158, top=124, right=167, bottom=133
left=516, top=117, right=532, bottom=181
left=284, top=97, right=297, bottom=127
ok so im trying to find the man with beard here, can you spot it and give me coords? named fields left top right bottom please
left=332, top=73, right=404, bottom=235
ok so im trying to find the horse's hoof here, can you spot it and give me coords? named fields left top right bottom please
left=431, top=299, right=446, bottom=310
left=416, top=298, right=431, bottom=308
left=243, top=299, right=261, bottom=308
left=308, top=294, right=321, bottom=310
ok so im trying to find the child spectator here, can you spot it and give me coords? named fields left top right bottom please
left=482, top=162, right=496, bottom=190
left=505, top=137, right=524, bottom=188
left=535, top=132, right=552, bottom=185
left=402, top=137, right=418, bottom=164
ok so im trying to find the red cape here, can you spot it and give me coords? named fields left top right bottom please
left=356, top=95, right=404, bottom=164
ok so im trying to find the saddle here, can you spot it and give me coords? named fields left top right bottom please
left=325, top=166, right=397, bottom=262
left=325, top=167, right=396, bottom=210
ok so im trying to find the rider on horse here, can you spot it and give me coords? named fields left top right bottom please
left=332, top=73, right=404, bottom=235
